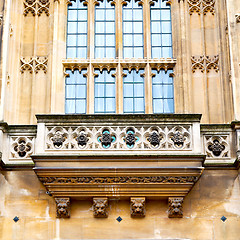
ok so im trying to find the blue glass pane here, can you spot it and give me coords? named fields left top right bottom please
left=152, top=47, right=161, bottom=58
left=151, top=10, right=160, bottom=20
left=123, top=48, right=133, bottom=58
left=66, top=71, right=75, bottom=84
left=163, top=85, right=173, bottom=98
left=153, top=84, right=162, bottom=98
left=106, top=35, right=115, bottom=46
left=106, top=98, right=115, bottom=112
left=134, top=47, right=143, bottom=58
left=123, top=22, right=132, bottom=33
left=95, top=10, right=105, bottom=20
left=78, top=22, right=87, bottom=33
left=67, top=35, right=77, bottom=46
left=135, top=98, right=144, bottom=112
left=78, top=10, right=87, bottom=20
left=78, top=35, right=87, bottom=46
left=134, top=35, right=143, bottom=46
left=68, top=10, right=77, bottom=20
left=123, top=9, right=132, bottom=20
left=153, top=99, right=163, bottom=113
left=133, top=9, right=142, bottom=20
left=124, top=98, right=133, bottom=112
left=134, top=84, right=144, bottom=97
left=152, top=34, right=161, bottom=46
left=76, top=100, right=86, bottom=114
left=124, top=35, right=133, bottom=46
left=162, top=34, right=172, bottom=46
left=161, top=10, right=171, bottom=20
left=106, top=48, right=115, bottom=58
left=106, top=84, right=115, bottom=97
left=124, top=84, right=133, bottom=97
left=95, top=98, right=104, bottom=112
left=106, top=22, right=115, bottom=33
left=67, top=48, right=76, bottom=58
left=133, top=22, right=143, bottom=33
left=95, top=48, right=104, bottom=58
left=162, top=22, right=171, bottom=33
left=95, top=35, right=105, bottom=46
left=76, top=85, right=86, bottom=98
left=162, top=47, right=172, bottom=58
left=66, top=85, right=75, bottom=98
left=106, top=9, right=115, bottom=20
left=151, top=22, right=161, bottom=33
left=66, top=100, right=75, bottom=113
left=164, top=99, right=174, bottom=113
left=68, top=22, right=77, bottom=33
left=95, top=84, right=105, bottom=97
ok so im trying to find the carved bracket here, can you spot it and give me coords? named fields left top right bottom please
left=130, top=197, right=146, bottom=217
left=187, top=0, right=215, bottom=15
left=55, top=197, right=70, bottom=218
left=191, top=55, right=219, bottom=73
left=20, top=57, right=48, bottom=74
left=23, top=0, right=50, bottom=16
left=168, top=197, right=183, bottom=218
left=93, top=197, right=108, bottom=218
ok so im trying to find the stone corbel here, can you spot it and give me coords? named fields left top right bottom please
left=168, top=197, right=184, bottom=218
left=93, top=197, right=108, bottom=218
left=130, top=197, right=146, bottom=217
left=55, top=197, right=70, bottom=218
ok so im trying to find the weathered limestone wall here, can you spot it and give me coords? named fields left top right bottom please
left=0, top=169, right=239, bottom=240
left=0, top=0, right=236, bottom=125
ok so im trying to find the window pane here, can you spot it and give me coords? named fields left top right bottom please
left=95, top=48, right=104, bottom=58
left=76, top=100, right=86, bottom=114
left=135, top=98, right=144, bottom=112
left=106, top=98, right=115, bottom=112
left=78, top=35, right=87, bottom=46
left=77, top=47, right=87, bottom=58
left=134, top=47, right=143, bottom=58
left=106, top=22, right=115, bottom=33
left=124, top=34, right=133, bottom=46
left=95, top=35, right=105, bottom=46
left=68, top=22, right=77, bottom=33
left=68, top=10, right=77, bottom=21
left=76, top=85, right=86, bottom=98
left=134, top=84, right=144, bottom=97
left=164, top=99, right=174, bottom=113
left=78, top=10, right=87, bottom=20
left=95, top=84, right=105, bottom=97
left=106, top=48, right=115, bottom=58
left=95, top=9, right=105, bottom=20
left=106, top=35, right=115, bottom=46
left=124, top=98, right=133, bottom=112
left=134, top=35, right=143, bottom=47
left=66, top=100, right=75, bottom=113
left=153, top=99, right=163, bottom=113
left=95, top=98, right=104, bottom=112
left=124, top=84, right=133, bottom=97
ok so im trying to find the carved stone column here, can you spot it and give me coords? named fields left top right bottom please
left=130, top=197, right=146, bottom=217
left=93, top=197, right=108, bottom=218
left=55, top=197, right=70, bottom=218
left=168, top=197, right=183, bottom=218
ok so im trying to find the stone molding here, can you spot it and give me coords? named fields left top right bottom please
left=168, top=197, right=184, bottom=218
left=130, top=197, right=146, bottom=217
left=55, top=197, right=70, bottom=218
left=93, top=197, right=108, bottom=218
left=23, top=0, right=50, bottom=16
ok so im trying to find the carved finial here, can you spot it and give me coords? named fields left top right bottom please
left=168, top=197, right=183, bottom=218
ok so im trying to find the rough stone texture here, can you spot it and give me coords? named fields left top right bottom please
left=0, top=170, right=239, bottom=239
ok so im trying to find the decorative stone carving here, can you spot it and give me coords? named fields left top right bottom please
left=205, top=135, right=229, bottom=158
left=130, top=197, right=145, bottom=217
left=39, top=176, right=199, bottom=184
left=45, top=125, right=192, bottom=151
left=10, top=136, right=34, bottom=159
left=47, top=128, right=68, bottom=149
left=51, top=131, right=66, bottom=149
left=23, top=0, right=50, bottom=16
left=168, top=126, right=191, bottom=150
left=168, top=197, right=183, bottom=218
left=76, top=132, right=89, bottom=147
left=187, top=0, right=215, bottom=15
left=98, top=129, right=115, bottom=148
left=55, top=198, right=70, bottom=218
left=147, top=131, right=162, bottom=147
left=20, top=57, right=48, bottom=73
left=93, top=198, right=108, bottom=218
left=191, top=55, right=219, bottom=73
left=235, top=14, right=240, bottom=23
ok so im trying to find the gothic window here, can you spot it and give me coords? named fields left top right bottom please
left=152, top=69, right=174, bottom=113
left=123, top=1, right=143, bottom=58
left=123, top=69, right=145, bottom=113
left=67, top=0, right=88, bottom=58
left=95, top=0, right=115, bottom=58
left=150, top=0, right=172, bottom=58
left=94, top=69, right=116, bottom=113
left=65, top=69, right=87, bottom=114
left=65, top=0, right=175, bottom=114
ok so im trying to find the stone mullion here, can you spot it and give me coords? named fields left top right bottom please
left=88, top=64, right=95, bottom=113
left=117, top=0, right=123, bottom=113
left=145, top=63, right=152, bottom=113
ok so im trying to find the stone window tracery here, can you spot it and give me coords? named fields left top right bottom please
left=65, top=0, right=175, bottom=114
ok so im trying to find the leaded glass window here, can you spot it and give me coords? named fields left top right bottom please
left=152, top=69, right=174, bottom=113
left=150, top=0, right=172, bottom=58
left=94, top=69, right=116, bottom=113
left=123, top=1, right=143, bottom=58
left=67, top=0, right=88, bottom=58
left=95, top=0, right=115, bottom=58
left=65, top=69, right=87, bottom=113
left=123, top=69, right=145, bottom=113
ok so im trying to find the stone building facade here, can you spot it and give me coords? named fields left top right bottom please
left=0, top=0, right=239, bottom=239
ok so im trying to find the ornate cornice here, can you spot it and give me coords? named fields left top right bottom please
left=39, top=176, right=199, bottom=184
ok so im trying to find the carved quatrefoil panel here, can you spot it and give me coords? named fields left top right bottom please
left=45, top=125, right=192, bottom=151
left=204, top=135, right=230, bottom=158
left=10, top=136, right=34, bottom=159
